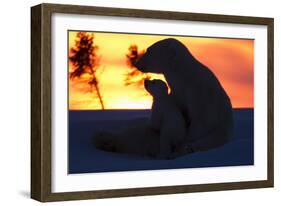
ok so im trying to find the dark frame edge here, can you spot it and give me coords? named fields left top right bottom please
left=31, top=4, right=43, bottom=202
left=44, top=180, right=272, bottom=202
left=267, top=18, right=274, bottom=187
left=31, top=4, right=53, bottom=202
left=42, top=3, right=273, bottom=25
left=31, top=3, right=274, bottom=202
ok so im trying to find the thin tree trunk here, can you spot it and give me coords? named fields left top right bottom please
left=94, top=84, right=104, bottom=110
left=91, top=73, right=105, bottom=110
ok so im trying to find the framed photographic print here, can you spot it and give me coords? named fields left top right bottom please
left=31, top=3, right=274, bottom=202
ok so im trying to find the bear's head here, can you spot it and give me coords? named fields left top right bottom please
left=144, top=79, right=168, bottom=98
left=135, top=38, right=189, bottom=74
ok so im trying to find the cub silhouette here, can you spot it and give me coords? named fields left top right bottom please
left=144, top=79, right=189, bottom=159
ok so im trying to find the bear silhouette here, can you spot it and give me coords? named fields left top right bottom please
left=144, top=79, right=190, bottom=159
left=94, top=38, right=233, bottom=157
left=136, top=38, right=233, bottom=151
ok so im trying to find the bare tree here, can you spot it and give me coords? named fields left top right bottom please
left=69, top=32, right=105, bottom=109
left=125, top=45, right=151, bottom=87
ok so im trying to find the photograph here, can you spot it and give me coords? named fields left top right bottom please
left=31, top=3, right=273, bottom=201
left=68, top=31, right=254, bottom=174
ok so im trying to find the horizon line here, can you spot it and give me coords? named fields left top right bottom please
left=69, top=107, right=254, bottom=112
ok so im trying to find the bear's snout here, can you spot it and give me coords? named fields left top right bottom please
left=135, top=61, right=143, bottom=71
left=135, top=57, right=146, bottom=72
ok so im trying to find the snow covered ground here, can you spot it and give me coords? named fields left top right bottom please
left=68, top=109, right=254, bottom=174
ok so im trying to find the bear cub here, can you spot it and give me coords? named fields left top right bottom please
left=144, top=79, right=188, bottom=159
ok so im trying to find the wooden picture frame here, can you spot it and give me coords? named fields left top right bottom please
left=31, top=3, right=274, bottom=202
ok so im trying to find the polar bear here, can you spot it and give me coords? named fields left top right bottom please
left=144, top=79, right=189, bottom=159
left=135, top=38, right=233, bottom=151
left=94, top=38, right=233, bottom=158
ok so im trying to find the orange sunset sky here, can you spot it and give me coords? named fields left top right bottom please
left=68, top=31, right=254, bottom=110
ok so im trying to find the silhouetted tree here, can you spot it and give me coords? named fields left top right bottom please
left=125, top=45, right=151, bottom=87
left=69, top=32, right=104, bottom=109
